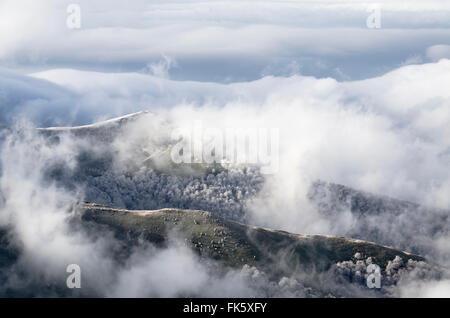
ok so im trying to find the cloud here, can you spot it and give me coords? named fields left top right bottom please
left=426, top=44, right=450, bottom=61
left=398, top=279, right=450, bottom=298
left=4, top=59, right=449, bottom=263
left=2, top=0, right=450, bottom=80
left=0, top=1, right=449, bottom=296
left=0, top=122, right=273, bottom=297
left=2, top=60, right=449, bottom=213
left=0, top=68, right=79, bottom=127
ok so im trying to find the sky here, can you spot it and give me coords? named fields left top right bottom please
left=0, top=0, right=450, bottom=297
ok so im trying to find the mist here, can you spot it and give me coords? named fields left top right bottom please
left=0, top=0, right=449, bottom=298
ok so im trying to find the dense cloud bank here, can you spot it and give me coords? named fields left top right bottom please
left=2, top=60, right=449, bottom=214
left=2, top=1, right=450, bottom=81
left=1, top=1, right=450, bottom=296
